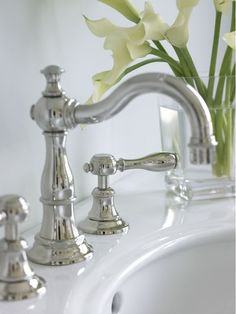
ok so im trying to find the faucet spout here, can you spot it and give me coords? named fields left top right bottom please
left=74, top=73, right=217, bottom=164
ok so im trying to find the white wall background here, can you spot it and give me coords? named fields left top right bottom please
left=0, top=0, right=230, bottom=232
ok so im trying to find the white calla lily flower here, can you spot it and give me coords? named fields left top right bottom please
left=85, top=17, right=151, bottom=86
left=166, top=0, right=200, bottom=47
left=85, top=1, right=168, bottom=90
left=177, top=0, right=200, bottom=9
left=223, top=31, right=236, bottom=50
left=86, top=0, right=201, bottom=101
left=84, top=17, right=117, bottom=37
left=105, top=31, right=151, bottom=84
left=86, top=3, right=172, bottom=101
left=140, top=2, right=169, bottom=41
left=87, top=71, right=111, bottom=103
left=99, top=0, right=140, bottom=23
left=103, top=30, right=151, bottom=84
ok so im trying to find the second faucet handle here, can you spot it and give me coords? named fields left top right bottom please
left=84, top=152, right=177, bottom=178
left=79, top=152, right=177, bottom=235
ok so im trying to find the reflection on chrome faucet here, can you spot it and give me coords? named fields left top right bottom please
left=28, top=65, right=217, bottom=266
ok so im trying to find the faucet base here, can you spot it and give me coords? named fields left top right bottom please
left=79, top=217, right=129, bottom=235
left=0, top=275, right=46, bottom=301
left=27, top=234, right=93, bottom=266
left=78, top=187, right=129, bottom=235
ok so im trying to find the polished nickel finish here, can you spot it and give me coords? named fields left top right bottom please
left=75, top=73, right=217, bottom=164
left=0, top=195, right=46, bottom=301
left=79, top=152, right=177, bottom=235
left=28, top=65, right=93, bottom=266
left=30, top=65, right=217, bottom=255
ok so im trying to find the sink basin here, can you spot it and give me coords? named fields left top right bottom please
left=88, top=228, right=235, bottom=314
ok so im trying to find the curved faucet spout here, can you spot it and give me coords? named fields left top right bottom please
left=75, top=73, right=217, bottom=164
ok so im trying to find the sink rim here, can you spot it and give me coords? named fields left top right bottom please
left=77, top=223, right=234, bottom=314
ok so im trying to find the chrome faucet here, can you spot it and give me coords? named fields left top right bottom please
left=28, top=65, right=217, bottom=265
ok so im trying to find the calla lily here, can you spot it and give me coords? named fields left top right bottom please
left=85, top=17, right=151, bottom=86
left=223, top=31, right=236, bottom=50
left=103, top=31, right=151, bottom=84
left=84, top=16, right=117, bottom=37
left=85, top=2, right=169, bottom=94
left=87, top=71, right=111, bottom=103
left=85, top=20, right=151, bottom=101
left=166, top=0, right=200, bottom=47
left=214, top=0, right=231, bottom=14
left=99, top=0, right=140, bottom=23
left=177, top=0, right=200, bottom=7
left=86, top=4, right=170, bottom=101
left=140, top=2, right=169, bottom=41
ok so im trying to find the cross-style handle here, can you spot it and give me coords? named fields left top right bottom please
left=0, top=195, right=29, bottom=241
left=0, top=195, right=46, bottom=301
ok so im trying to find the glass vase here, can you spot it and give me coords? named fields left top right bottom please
left=159, top=75, right=235, bottom=201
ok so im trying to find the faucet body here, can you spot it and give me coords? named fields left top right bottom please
left=29, top=66, right=217, bottom=265
left=28, top=67, right=93, bottom=266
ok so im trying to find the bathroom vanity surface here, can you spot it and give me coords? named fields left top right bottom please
left=1, top=172, right=234, bottom=314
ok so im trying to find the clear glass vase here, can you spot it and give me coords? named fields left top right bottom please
left=159, top=76, right=235, bottom=201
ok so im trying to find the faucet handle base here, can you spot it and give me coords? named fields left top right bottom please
left=79, top=217, right=129, bottom=235
left=28, top=234, right=93, bottom=266
left=79, top=187, right=129, bottom=235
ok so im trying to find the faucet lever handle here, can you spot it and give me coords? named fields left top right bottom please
left=41, top=65, right=65, bottom=97
left=117, top=152, right=178, bottom=172
left=84, top=152, right=178, bottom=177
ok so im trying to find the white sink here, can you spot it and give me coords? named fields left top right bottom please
left=104, top=229, right=234, bottom=314
left=1, top=172, right=234, bottom=314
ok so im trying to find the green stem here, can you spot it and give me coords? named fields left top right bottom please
left=150, top=48, right=183, bottom=76
left=214, top=49, right=233, bottom=105
left=215, top=0, right=235, bottom=105
left=213, top=0, right=235, bottom=177
left=118, top=58, right=166, bottom=80
left=172, top=46, right=194, bottom=85
left=152, top=41, right=182, bottom=77
left=181, top=47, right=207, bottom=99
left=207, top=12, right=222, bottom=107
left=224, top=77, right=233, bottom=176
left=152, top=40, right=166, bottom=53
left=230, top=63, right=235, bottom=102
left=213, top=50, right=232, bottom=175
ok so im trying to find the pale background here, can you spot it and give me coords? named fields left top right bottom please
left=0, top=0, right=229, bottom=232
